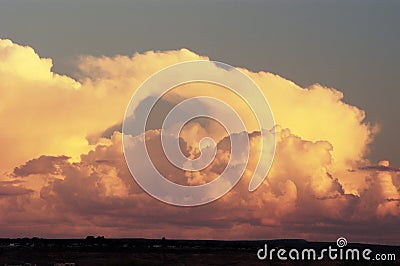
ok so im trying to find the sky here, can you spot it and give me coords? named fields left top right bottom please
left=0, top=0, right=399, bottom=244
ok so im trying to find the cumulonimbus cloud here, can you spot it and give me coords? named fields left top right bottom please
left=0, top=39, right=398, bottom=244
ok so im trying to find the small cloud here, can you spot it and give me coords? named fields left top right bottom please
left=13, top=155, right=70, bottom=177
left=0, top=184, right=33, bottom=197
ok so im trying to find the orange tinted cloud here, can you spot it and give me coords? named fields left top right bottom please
left=0, top=39, right=205, bottom=174
left=0, top=39, right=399, bottom=244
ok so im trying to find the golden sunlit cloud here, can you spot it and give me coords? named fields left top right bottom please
left=0, top=39, right=398, bottom=243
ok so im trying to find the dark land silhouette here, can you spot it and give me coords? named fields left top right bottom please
left=0, top=237, right=399, bottom=265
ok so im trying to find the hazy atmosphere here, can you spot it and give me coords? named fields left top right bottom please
left=0, top=0, right=399, bottom=245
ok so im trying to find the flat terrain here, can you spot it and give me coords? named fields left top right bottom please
left=0, top=238, right=399, bottom=265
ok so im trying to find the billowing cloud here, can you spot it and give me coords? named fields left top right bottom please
left=0, top=39, right=399, bottom=244
left=0, top=39, right=206, bottom=174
